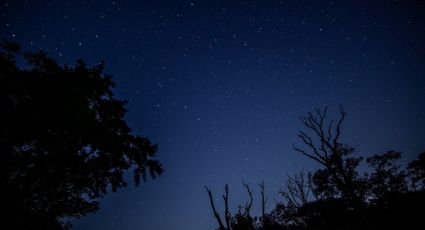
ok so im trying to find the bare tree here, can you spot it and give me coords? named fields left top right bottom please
left=205, top=185, right=229, bottom=230
left=206, top=182, right=267, bottom=230
left=293, top=106, right=345, bottom=167
left=223, top=185, right=231, bottom=229
left=241, top=181, right=253, bottom=216
left=293, top=105, right=372, bottom=230
left=272, top=171, right=316, bottom=227
left=293, top=105, right=363, bottom=204
left=279, top=170, right=316, bottom=208
left=258, top=181, right=267, bottom=219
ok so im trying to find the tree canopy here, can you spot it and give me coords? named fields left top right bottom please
left=205, top=106, right=425, bottom=230
left=1, top=41, right=163, bottom=229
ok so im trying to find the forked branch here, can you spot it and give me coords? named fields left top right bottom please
left=205, top=185, right=227, bottom=230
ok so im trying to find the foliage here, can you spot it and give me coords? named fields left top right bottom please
left=206, top=106, right=425, bottom=230
left=1, top=41, right=163, bottom=229
left=366, top=151, right=408, bottom=205
left=407, top=152, right=425, bottom=190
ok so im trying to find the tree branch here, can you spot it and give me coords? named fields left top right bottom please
left=223, top=184, right=231, bottom=229
left=242, top=181, right=253, bottom=216
left=259, top=181, right=267, bottom=219
left=205, top=186, right=226, bottom=230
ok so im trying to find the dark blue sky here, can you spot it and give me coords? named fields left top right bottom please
left=2, top=0, right=425, bottom=229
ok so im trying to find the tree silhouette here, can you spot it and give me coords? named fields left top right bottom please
left=293, top=106, right=366, bottom=206
left=366, top=151, right=408, bottom=206
left=205, top=185, right=231, bottom=230
left=205, top=183, right=273, bottom=230
left=206, top=106, right=425, bottom=230
left=408, top=152, right=425, bottom=190
left=1, top=41, right=163, bottom=229
left=292, top=106, right=368, bottom=229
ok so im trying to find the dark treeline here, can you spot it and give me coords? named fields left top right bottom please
left=1, top=42, right=162, bottom=229
left=206, top=106, right=425, bottom=230
left=2, top=41, right=424, bottom=230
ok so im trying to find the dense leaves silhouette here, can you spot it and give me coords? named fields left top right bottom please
left=408, top=152, right=425, bottom=190
left=1, top=41, right=163, bottom=229
left=206, top=106, right=425, bottom=230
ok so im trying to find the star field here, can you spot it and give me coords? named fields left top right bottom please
left=1, top=1, right=425, bottom=229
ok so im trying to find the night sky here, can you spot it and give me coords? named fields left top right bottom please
left=2, top=0, right=425, bottom=229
